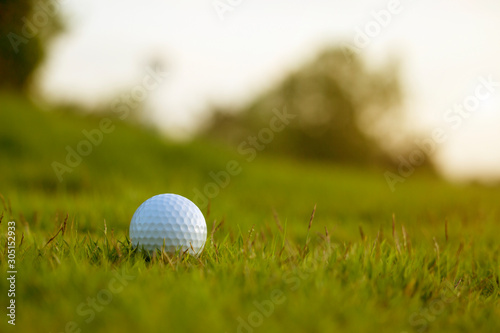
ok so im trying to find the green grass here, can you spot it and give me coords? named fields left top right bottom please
left=0, top=92, right=499, bottom=332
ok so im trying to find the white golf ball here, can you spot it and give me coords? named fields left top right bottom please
left=129, top=194, right=207, bottom=255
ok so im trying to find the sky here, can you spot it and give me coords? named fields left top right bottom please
left=35, top=0, right=500, bottom=182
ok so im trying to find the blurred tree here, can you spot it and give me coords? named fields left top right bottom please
left=204, top=47, right=408, bottom=167
left=0, top=0, right=62, bottom=91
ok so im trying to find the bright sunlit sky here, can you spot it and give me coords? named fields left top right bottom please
left=36, top=0, right=500, bottom=182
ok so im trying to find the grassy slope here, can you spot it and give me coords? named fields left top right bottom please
left=0, top=92, right=499, bottom=332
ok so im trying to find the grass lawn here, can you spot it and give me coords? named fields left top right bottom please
left=1, top=92, right=499, bottom=332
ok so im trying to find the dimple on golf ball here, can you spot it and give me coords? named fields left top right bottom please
left=129, top=194, right=207, bottom=255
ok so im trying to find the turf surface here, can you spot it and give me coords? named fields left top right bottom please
left=1, top=93, right=499, bottom=332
